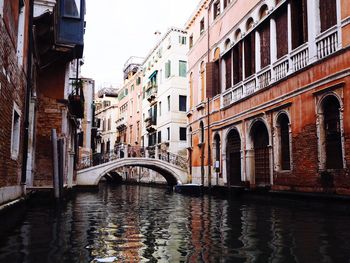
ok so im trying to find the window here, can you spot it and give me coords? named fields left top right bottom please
left=143, top=87, right=145, bottom=99
left=323, top=96, right=343, bottom=169
left=179, top=36, right=187, bottom=45
left=16, top=1, right=25, bottom=65
left=200, top=121, right=204, bottom=144
left=291, top=0, right=308, bottom=49
left=136, top=77, right=141, bottom=85
left=319, top=0, right=337, bottom=32
left=107, top=118, right=111, bottom=131
left=244, top=32, right=255, bottom=78
left=167, top=95, right=171, bottom=111
left=179, top=60, right=187, bottom=77
left=167, top=127, right=170, bottom=140
left=259, top=21, right=271, bottom=68
left=223, top=51, right=232, bottom=90
left=129, top=125, right=133, bottom=144
left=275, top=4, right=288, bottom=59
left=165, top=60, right=171, bottom=78
left=223, top=0, right=229, bottom=9
left=158, top=131, right=162, bottom=144
left=64, top=0, right=81, bottom=18
left=11, top=105, right=21, bottom=160
left=149, top=133, right=157, bottom=147
left=233, top=42, right=243, bottom=85
left=131, top=85, right=134, bottom=92
left=213, top=1, right=221, bottom=19
left=180, top=127, right=187, bottom=141
left=189, top=35, right=193, bottom=49
left=159, top=69, right=163, bottom=84
left=78, top=132, right=84, bottom=147
left=179, top=95, right=187, bottom=112
left=277, top=114, right=291, bottom=170
left=200, top=18, right=205, bottom=35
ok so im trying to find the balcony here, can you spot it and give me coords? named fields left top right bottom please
left=68, top=79, right=84, bottom=118
left=116, top=117, right=127, bottom=131
left=221, top=26, right=341, bottom=109
left=34, top=0, right=86, bottom=67
left=146, top=85, right=158, bottom=104
left=145, top=118, right=156, bottom=133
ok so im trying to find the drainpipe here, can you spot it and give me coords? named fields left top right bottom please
left=21, top=0, right=34, bottom=189
left=207, top=1, right=213, bottom=189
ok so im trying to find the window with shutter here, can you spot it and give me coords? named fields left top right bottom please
left=259, top=22, right=270, bottom=69
left=233, top=42, right=243, bottom=84
left=319, top=0, right=337, bottom=32
left=275, top=4, right=288, bottom=59
left=244, top=32, right=255, bottom=78
left=179, top=60, right=187, bottom=77
left=165, top=60, right=171, bottom=78
left=291, top=0, right=308, bottom=49
left=224, top=51, right=232, bottom=89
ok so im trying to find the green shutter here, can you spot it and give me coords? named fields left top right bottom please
left=179, top=61, right=187, bottom=77
left=165, top=61, right=171, bottom=78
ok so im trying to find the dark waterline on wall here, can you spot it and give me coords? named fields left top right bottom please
left=1, top=184, right=350, bottom=262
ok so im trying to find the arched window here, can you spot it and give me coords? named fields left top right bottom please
left=323, top=96, right=343, bottom=169
left=259, top=4, right=269, bottom=20
left=246, top=17, right=254, bottom=31
left=200, top=62, right=205, bottom=102
left=235, top=28, right=242, bottom=41
left=200, top=121, right=205, bottom=144
left=224, top=38, right=231, bottom=50
left=214, top=47, right=220, bottom=61
left=277, top=114, right=291, bottom=170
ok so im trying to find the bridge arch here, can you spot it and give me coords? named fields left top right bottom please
left=77, top=158, right=188, bottom=186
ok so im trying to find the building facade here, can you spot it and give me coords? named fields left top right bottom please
left=187, top=0, right=350, bottom=193
left=95, top=87, right=119, bottom=161
left=0, top=0, right=30, bottom=204
left=142, top=28, right=189, bottom=158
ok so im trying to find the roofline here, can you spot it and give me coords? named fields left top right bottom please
left=142, top=27, right=187, bottom=65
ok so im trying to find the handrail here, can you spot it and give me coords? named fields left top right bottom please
left=77, top=146, right=188, bottom=171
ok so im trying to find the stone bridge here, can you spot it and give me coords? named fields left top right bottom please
left=76, top=147, right=188, bottom=186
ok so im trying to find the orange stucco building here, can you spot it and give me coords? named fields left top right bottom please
left=187, top=0, right=350, bottom=194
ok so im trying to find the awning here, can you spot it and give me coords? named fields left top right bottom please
left=149, top=70, right=158, bottom=80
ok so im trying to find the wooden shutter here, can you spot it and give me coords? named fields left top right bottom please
left=275, top=4, right=288, bottom=59
left=224, top=51, right=232, bottom=89
left=320, top=0, right=337, bottom=32
left=291, top=0, right=308, bottom=49
left=244, top=32, right=255, bottom=78
left=259, top=22, right=270, bottom=68
left=206, top=62, right=219, bottom=98
left=233, top=42, right=243, bottom=85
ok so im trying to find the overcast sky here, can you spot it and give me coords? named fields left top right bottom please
left=81, top=0, right=199, bottom=89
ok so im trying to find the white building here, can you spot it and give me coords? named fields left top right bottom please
left=142, top=28, right=189, bottom=158
left=95, top=87, right=119, bottom=160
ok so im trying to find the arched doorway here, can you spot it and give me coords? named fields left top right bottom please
left=226, top=129, right=241, bottom=186
left=251, top=121, right=270, bottom=185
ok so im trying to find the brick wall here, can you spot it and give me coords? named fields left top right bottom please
left=0, top=18, right=26, bottom=188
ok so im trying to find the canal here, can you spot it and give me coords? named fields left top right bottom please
left=1, top=184, right=350, bottom=263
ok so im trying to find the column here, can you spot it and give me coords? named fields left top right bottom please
left=307, top=0, right=318, bottom=63
left=67, top=151, right=75, bottom=188
left=270, top=18, right=277, bottom=80
left=287, top=2, right=293, bottom=73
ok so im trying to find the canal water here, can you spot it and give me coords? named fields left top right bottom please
left=1, top=184, right=350, bottom=263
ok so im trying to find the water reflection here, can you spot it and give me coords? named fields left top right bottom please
left=1, top=184, right=350, bottom=262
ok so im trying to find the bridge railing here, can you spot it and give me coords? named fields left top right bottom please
left=77, top=146, right=188, bottom=171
